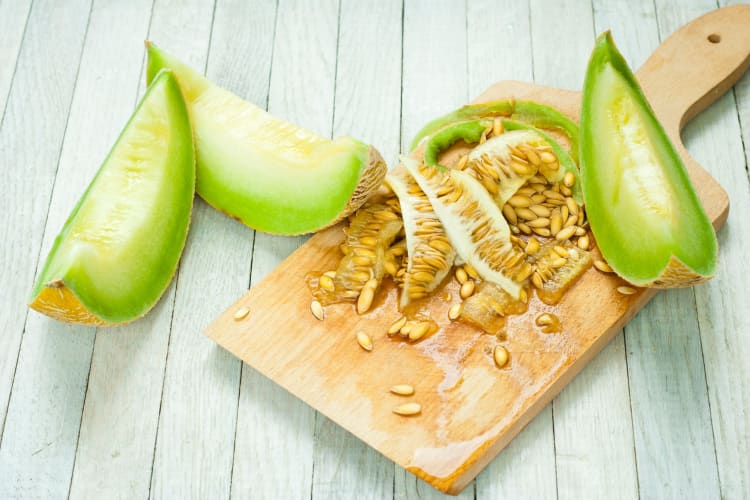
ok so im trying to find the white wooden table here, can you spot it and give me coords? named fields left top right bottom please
left=1, top=0, right=748, bottom=498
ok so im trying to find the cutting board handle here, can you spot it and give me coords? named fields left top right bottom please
left=636, top=4, right=750, bottom=131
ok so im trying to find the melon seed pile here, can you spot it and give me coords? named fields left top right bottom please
left=303, top=109, right=631, bottom=390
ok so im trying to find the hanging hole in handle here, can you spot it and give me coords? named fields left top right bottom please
left=707, top=33, right=721, bottom=44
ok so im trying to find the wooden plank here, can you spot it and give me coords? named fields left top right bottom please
left=467, top=2, right=558, bottom=498
left=206, top=4, right=750, bottom=495
left=49, top=1, right=190, bottom=499
left=140, top=2, right=251, bottom=499
left=0, top=0, right=93, bottom=497
left=530, top=1, right=639, bottom=498
left=593, top=1, right=721, bottom=498
left=691, top=2, right=750, bottom=497
left=0, top=0, right=32, bottom=122
left=310, top=1, right=401, bottom=498
left=401, top=0, right=468, bottom=152
left=229, top=0, right=341, bottom=498
left=397, top=0, right=470, bottom=497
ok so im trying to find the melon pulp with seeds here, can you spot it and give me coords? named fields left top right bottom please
left=403, top=157, right=529, bottom=299
left=29, top=71, right=194, bottom=325
left=386, top=169, right=456, bottom=308
left=145, top=42, right=386, bottom=235
left=580, top=32, right=717, bottom=287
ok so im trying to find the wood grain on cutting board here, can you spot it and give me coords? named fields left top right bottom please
left=205, top=5, right=750, bottom=495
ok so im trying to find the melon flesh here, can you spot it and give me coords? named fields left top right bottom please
left=29, top=70, right=195, bottom=325
left=146, top=43, right=386, bottom=235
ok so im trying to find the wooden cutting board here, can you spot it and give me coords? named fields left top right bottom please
left=205, top=5, right=750, bottom=495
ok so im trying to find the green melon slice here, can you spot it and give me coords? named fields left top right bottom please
left=580, top=32, right=717, bottom=287
left=146, top=42, right=386, bottom=235
left=29, top=71, right=194, bottom=325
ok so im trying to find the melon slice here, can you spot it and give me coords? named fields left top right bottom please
left=404, top=157, right=529, bottom=299
left=580, top=32, right=718, bottom=287
left=29, top=70, right=194, bottom=325
left=146, top=42, right=386, bottom=235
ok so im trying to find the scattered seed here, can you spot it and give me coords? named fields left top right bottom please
left=529, top=204, right=551, bottom=218
left=563, top=171, right=576, bottom=187
left=536, top=313, right=554, bottom=326
left=463, top=264, right=480, bottom=280
left=516, top=207, right=536, bottom=221
left=532, top=227, right=551, bottom=237
left=492, top=117, right=504, bottom=137
left=539, top=151, right=556, bottom=164
left=455, top=267, right=468, bottom=284
left=233, top=307, right=250, bottom=321
left=555, top=226, right=576, bottom=241
left=460, top=280, right=476, bottom=299
left=393, top=402, right=421, bottom=416
left=502, top=204, right=518, bottom=225
left=565, top=197, right=579, bottom=215
left=388, top=316, right=407, bottom=335
left=594, top=260, right=613, bottom=273
left=448, top=303, right=462, bottom=320
left=532, top=272, right=544, bottom=289
left=357, top=331, right=373, bottom=351
left=319, top=274, right=335, bottom=291
left=550, top=256, right=567, bottom=268
left=617, top=286, right=637, bottom=295
left=574, top=226, right=586, bottom=236
left=553, top=245, right=569, bottom=258
left=323, top=270, right=337, bottom=278
left=577, top=235, right=590, bottom=250
left=560, top=185, right=572, bottom=197
left=409, top=322, right=430, bottom=341
left=518, top=222, right=532, bottom=235
left=311, top=300, right=324, bottom=320
left=525, top=237, right=540, bottom=255
left=550, top=211, right=562, bottom=235
left=390, top=384, right=415, bottom=396
left=508, top=195, right=532, bottom=208
left=528, top=217, right=550, bottom=228
left=357, top=287, right=375, bottom=314
left=493, top=345, right=509, bottom=368
left=456, top=154, right=469, bottom=171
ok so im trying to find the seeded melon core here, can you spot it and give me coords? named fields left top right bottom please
left=580, top=32, right=718, bottom=287
left=29, top=71, right=195, bottom=325
left=146, top=42, right=387, bottom=235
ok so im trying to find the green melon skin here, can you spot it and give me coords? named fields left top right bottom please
left=580, top=32, right=717, bottom=287
left=146, top=43, right=384, bottom=235
left=409, top=99, right=580, bottom=163
left=30, top=70, right=195, bottom=324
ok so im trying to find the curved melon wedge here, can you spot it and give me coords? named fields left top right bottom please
left=581, top=32, right=718, bottom=287
left=146, top=42, right=386, bottom=235
left=29, top=71, right=195, bottom=325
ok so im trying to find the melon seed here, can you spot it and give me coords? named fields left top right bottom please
left=460, top=280, right=476, bottom=299
left=617, top=286, right=637, bottom=295
left=594, top=260, right=613, bottom=273
left=448, top=303, right=462, bottom=320
left=319, top=274, right=335, bottom=291
left=388, top=315, right=407, bottom=335
left=311, top=300, right=324, bottom=320
left=233, top=307, right=250, bottom=321
left=393, top=402, right=421, bottom=416
left=390, top=384, right=415, bottom=396
left=357, top=331, right=373, bottom=351
left=493, top=345, right=510, bottom=368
